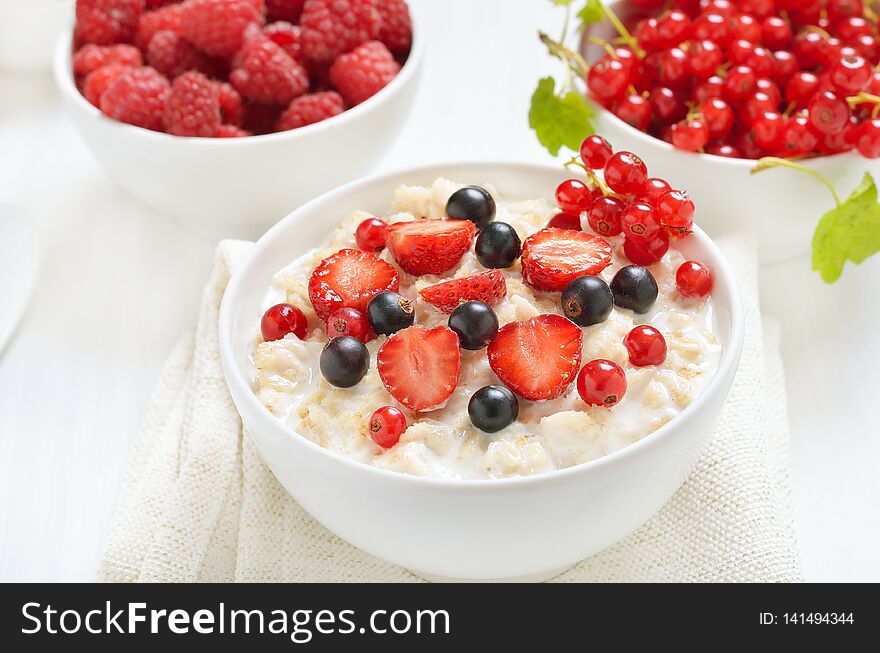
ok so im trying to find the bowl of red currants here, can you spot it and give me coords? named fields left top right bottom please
left=534, top=0, right=880, bottom=268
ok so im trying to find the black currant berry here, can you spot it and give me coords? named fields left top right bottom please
left=448, top=300, right=499, bottom=350
left=468, top=385, right=519, bottom=433
left=475, top=221, right=521, bottom=269
left=610, top=265, right=658, bottom=314
left=561, top=275, right=614, bottom=326
left=446, top=185, right=496, bottom=229
left=319, top=336, right=370, bottom=388
left=367, top=291, right=415, bottom=335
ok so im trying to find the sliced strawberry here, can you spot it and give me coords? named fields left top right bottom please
left=419, top=269, right=507, bottom=314
left=308, top=249, right=400, bottom=321
left=377, top=326, right=462, bottom=412
left=487, top=314, right=583, bottom=401
left=385, top=219, right=476, bottom=276
left=520, top=228, right=613, bottom=292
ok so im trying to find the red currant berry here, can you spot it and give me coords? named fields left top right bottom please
left=702, top=0, right=735, bottom=17
left=577, top=359, right=627, bottom=408
left=326, top=307, right=374, bottom=342
left=555, top=179, right=593, bottom=214
left=659, top=47, right=689, bottom=86
left=369, top=406, right=407, bottom=448
left=700, top=97, right=734, bottom=138
left=743, top=91, right=776, bottom=126
left=635, top=17, right=664, bottom=52
left=755, top=78, right=782, bottom=106
left=706, top=142, right=741, bottom=157
left=837, top=17, right=873, bottom=42
left=693, top=12, right=730, bottom=44
left=785, top=71, right=819, bottom=106
left=781, top=114, right=819, bottom=156
left=587, top=56, right=630, bottom=102
left=580, top=134, right=613, bottom=169
left=587, top=196, right=625, bottom=236
left=355, top=218, right=387, bottom=253
left=614, top=94, right=652, bottom=131
left=745, top=48, right=774, bottom=79
left=751, top=111, right=785, bottom=149
left=620, top=201, right=661, bottom=242
left=649, top=86, right=688, bottom=123
left=656, top=189, right=695, bottom=230
left=727, top=38, right=755, bottom=65
left=724, top=65, right=757, bottom=100
left=261, top=303, right=308, bottom=342
left=729, top=13, right=761, bottom=43
left=623, top=325, right=668, bottom=367
left=854, top=119, right=880, bottom=159
left=548, top=212, right=582, bottom=231
left=761, top=16, right=792, bottom=49
left=807, top=91, right=851, bottom=135
left=676, top=261, right=713, bottom=298
left=604, top=151, right=648, bottom=194
left=638, top=177, right=672, bottom=207
left=852, top=34, right=880, bottom=65
left=791, top=31, right=824, bottom=69
left=693, top=75, right=725, bottom=102
left=656, top=9, right=693, bottom=48
left=829, top=53, right=871, bottom=95
left=687, top=39, right=723, bottom=79
left=770, top=50, right=798, bottom=84
left=740, top=0, right=774, bottom=19
left=672, top=118, right=709, bottom=151
left=623, top=229, right=670, bottom=264
left=816, top=37, right=844, bottom=69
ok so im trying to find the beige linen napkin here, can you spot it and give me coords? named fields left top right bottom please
left=97, top=235, right=802, bottom=583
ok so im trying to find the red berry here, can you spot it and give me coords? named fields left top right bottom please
left=623, top=230, right=670, bottom=265
left=231, top=26, right=309, bottom=105
left=264, top=21, right=305, bottom=62
left=385, top=219, right=476, bottom=276
left=785, top=71, right=819, bottom=106
left=76, top=0, right=143, bottom=45
left=807, top=91, right=851, bottom=135
left=136, top=3, right=185, bottom=50
left=635, top=17, right=663, bottom=52
left=164, top=71, right=222, bottom=137
left=377, top=0, right=413, bottom=54
left=488, top=315, right=583, bottom=401
left=781, top=114, right=819, bottom=156
left=587, top=56, right=631, bottom=101
left=100, top=66, right=170, bottom=131
left=837, top=16, right=873, bottom=42
left=326, top=307, right=373, bottom=342
left=724, top=65, right=757, bottom=100
left=576, top=359, right=627, bottom=407
left=369, top=406, right=407, bottom=448
left=624, top=325, right=667, bottom=367
left=419, top=269, right=507, bottom=314
left=83, top=63, right=133, bottom=107
left=580, top=135, right=613, bottom=170
left=261, top=303, right=308, bottom=341
left=693, top=75, right=725, bottom=102
left=829, top=53, right=872, bottom=95
left=656, top=189, right=695, bottom=230
left=827, top=0, right=863, bottom=21
left=770, top=50, right=799, bottom=84
left=547, top=212, right=583, bottom=231
left=700, top=97, right=734, bottom=139
left=354, top=217, right=387, bottom=252
left=672, top=118, right=709, bottom=151
left=555, top=179, right=594, bottom=214
left=638, top=177, right=672, bottom=207
left=308, top=248, right=400, bottom=321
left=614, top=94, right=652, bottom=130
left=656, top=9, right=693, bottom=47
left=604, top=151, right=648, bottom=194
left=676, top=261, right=713, bottom=298
left=659, top=47, right=689, bottom=86
left=73, top=44, right=142, bottom=77
left=587, top=196, right=625, bottom=237
left=751, top=110, right=784, bottom=149
left=300, top=0, right=381, bottom=63
left=792, top=30, right=824, bottom=68
left=329, top=40, right=401, bottom=106
left=621, top=201, right=661, bottom=242
left=377, top=326, right=462, bottom=412
left=146, top=29, right=217, bottom=79
left=730, top=13, right=761, bottom=42
left=854, top=119, right=880, bottom=159
left=649, top=86, right=688, bottom=123
left=520, top=228, right=613, bottom=292
left=687, top=39, right=723, bottom=78
left=761, top=16, right=792, bottom=49
left=277, top=91, right=344, bottom=130
left=693, top=12, right=730, bottom=44
left=180, top=0, right=264, bottom=59
left=706, top=142, right=741, bottom=157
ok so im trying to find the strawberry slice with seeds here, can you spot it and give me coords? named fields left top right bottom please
left=385, top=219, right=476, bottom=276
left=520, top=228, right=613, bottom=292
left=377, top=326, right=462, bottom=412
left=308, top=249, right=400, bottom=321
left=487, top=314, right=583, bottom=400
left=419, top=269, right=507, bottom=314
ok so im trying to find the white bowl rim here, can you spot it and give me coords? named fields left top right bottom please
left=580, top=0, right=858, bottom=169
left=219, top=160, right=746, bottom=490
left=52, top=3, right=425, bottom=145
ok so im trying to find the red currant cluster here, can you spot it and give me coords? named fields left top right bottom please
left=556, top=135, right=695, bottom=265
left=587, top=0, right=880, bottom=159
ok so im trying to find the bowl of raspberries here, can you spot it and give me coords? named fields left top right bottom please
left=55, top=0, right=423, bottom=236
left=539, top=0, right=880, bottom=263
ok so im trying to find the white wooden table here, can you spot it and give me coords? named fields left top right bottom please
left=0, top=0, right=877, bottom=581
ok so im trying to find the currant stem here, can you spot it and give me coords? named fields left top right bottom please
left=587, top=36, right=618, bottom=59
left=599, top=2, right=645, bottom=58
left=539, top=31, right=589, bottom=80
left=847, top=91, right=880, bottom=108
left=564, top=156, right=617, bottom=197
left=751, top=157, right=842, bottom=207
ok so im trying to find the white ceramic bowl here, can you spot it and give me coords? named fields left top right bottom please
left=582, top=1, right=878, bottom=263
left=0, top=1, right=73, bottom=75
left=52, top=13, right=424, bottom=239
left=219, top=161, right=744, bottom=581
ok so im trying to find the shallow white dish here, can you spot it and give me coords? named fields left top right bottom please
left=0, top=205, right=40, bottom=356
left=52, top=9, right=425, bottom=239
left=583, top=0, right=878, bottom=263
left=219, top=161, right=744, bottom=581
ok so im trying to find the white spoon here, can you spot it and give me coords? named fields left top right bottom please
left=0, top=204, right=40, bottom=356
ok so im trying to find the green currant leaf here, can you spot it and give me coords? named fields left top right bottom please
left=529, top=77, right=594, bottom=157
left=578, top=0, right=604, bottom=25
left=812, top=173, right=880, bottom=283
left=552, top=0, right=575, bottom=5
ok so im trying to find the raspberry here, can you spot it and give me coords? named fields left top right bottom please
left=136, top=3, right=184, bottom=49
left=146, top=30, right=215, bottom=79
left=276, top=91, right=343, bottom=130
left=264, top=21, right=304, bottom=62
left=266, top=0, right=306, bottom=23
left=83, top=63, right=134, bottom=107
left=100, top=67, right=170, bottom=131
left=329, top=40, right=400, bottom=105
left=215, top=124, right=252, bottom=137
left=180, top=0, right=266, bottom=58
left=76, top=0, right=144, bottom=45
left=230, top=28, right=308, bottom=104
left=73, top=44, right=142, bottom=77
left=300, top=0, right=380, bottom=63
left=216, top=81, right=244, bottom=125
left=164, top=71, right=222, bottom=136
left=377, top=0, right=412, bottom=53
